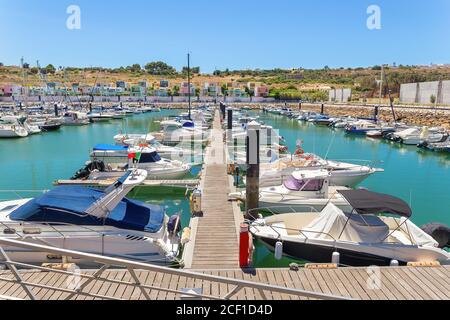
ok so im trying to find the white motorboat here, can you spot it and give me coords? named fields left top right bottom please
left=229, top=169, right=351, bottom=212
left=0, top=116, right=29, bottom=138
left=90, top=145, right=192, bottom=179
left=258, top=154, right=383, bottom=187
left=151, top=120, right=209, bottom=146
left=250, top=189, right=450, bottom=267
left=63, top=111, right=90, bottom=126
left=345, top=120, right=380, bottom=135
left=23, top=120, right=42, bottom=135
left=0, top=169, right=181, bottom=265
left=113, top=134, right=199, bottom=161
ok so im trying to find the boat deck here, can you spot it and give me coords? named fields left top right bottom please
left=0, top=266, right=448, bottom=300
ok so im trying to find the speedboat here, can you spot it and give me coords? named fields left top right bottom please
left=90, top=145, right=192, bottom=179
left=258, top=153, right=383, bottom=187
left=0, top=116, right=29, bottom=138
left=345, top=120, right=380, bottom=135
left=229, top=169, right=351, bottom=213
left=250, top=189, right=450, bottom=267
left=113, top=133, right=199, bottom=161
left=151, top=120, right=209, bottom=146
left=63, top=111, right=90, bottom=126
left=0, top=169, right=181, bottom=265
left=419, top=136, right=450, bottom=153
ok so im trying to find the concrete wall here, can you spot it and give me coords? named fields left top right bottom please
left=329, top=88, right=351, bottom=102
left=400, top=80, right=450, bottom=105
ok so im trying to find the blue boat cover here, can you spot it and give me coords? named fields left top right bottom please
left=10, top=187, right=165, bottom=233
left=182, top=121, right=195, bottom=128
left=93, top=144, right=128, bottom=151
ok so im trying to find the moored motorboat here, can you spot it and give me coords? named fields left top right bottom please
left=0, top=169, right=181, bottom=265
left=250, top=189, right=450, bottom=266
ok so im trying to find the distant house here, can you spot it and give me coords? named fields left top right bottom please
left=2, top=85, right=22, bottom=96
left=138, top=81, right=148, bottom=88
left=153, top=88, right=169, bottom=97
left=202, top=82, right=220, bottom=97
left=160, top=80, right=169, bottom=88
left=227, top=88, right=246, bottom=97
left=254, top=85, right=269, bottom=97
left=131, top=85, right=145, bottom=96
left=180, top=82, right=195, bottom=96
left=116, top=81, right=127, bottom=89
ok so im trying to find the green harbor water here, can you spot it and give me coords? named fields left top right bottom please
left=252, top=112, right=450, bottom=267
left=0, top=110, right=194, bottom=228
left=0, top=109, right=449, bottom=268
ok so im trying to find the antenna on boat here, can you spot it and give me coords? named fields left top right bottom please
left=187, top=52, right=191, bottom=120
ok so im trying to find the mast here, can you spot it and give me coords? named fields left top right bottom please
left=187, top=53, right=191, bottom=120
left=382, top=64, right=397, bottom=123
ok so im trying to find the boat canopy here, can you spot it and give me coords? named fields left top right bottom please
left=94, top=144, right=128, bottom=151
left=338, top=189, right=412, bottom=218
left=9, top=187, right=164, bottom=233
left=303, top=203, right=389, bottom=243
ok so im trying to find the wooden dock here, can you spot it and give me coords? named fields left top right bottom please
left=184, top=110, right=241, bottom=269
left=0, top=266, right=448, bottom=300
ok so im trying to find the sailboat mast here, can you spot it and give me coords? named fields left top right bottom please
left=383, top=65, right=397, bottom=123
left=188, top=53, right=191, bottom=120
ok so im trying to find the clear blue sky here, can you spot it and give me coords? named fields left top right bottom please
left=1, top=0, right=449, bottom=72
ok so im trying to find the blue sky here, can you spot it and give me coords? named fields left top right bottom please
left=1, top=0, right=449, bottom=72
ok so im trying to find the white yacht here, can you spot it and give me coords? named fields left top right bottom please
left=0, top=116, right=29, bottom=138
left=0, top=170, right=181, bottom=265
left=89, top=145, right=192, bottom=179
left=229, top=169, right=351, bottom=212
left=250, top=189, right=450, bottom=266
left=151, top=120, right=209, bottom=146
left=113, top=133, right=199, bottom=160
left=63, top=111, right=90, bottom=126
left=258, top=154, right=383, bottom=187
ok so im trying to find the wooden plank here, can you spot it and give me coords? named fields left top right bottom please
left=386, top=268, right=422, bottom=300
left=400, top=268, right=441, bottom=300
left=411, top=268, right=449, bottom=299
left=353, top=268, right=387, bottom=300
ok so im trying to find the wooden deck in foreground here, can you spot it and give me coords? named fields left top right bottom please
left=0, top=266, right=448, bottom=300
left=189, top=110, right=240, bottom=270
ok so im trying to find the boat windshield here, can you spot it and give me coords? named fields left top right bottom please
left=284, top=176, right=324, bottom=191
left=139, top=151, right=162, bottom=163
left=9, top=187, right=165, bottom=233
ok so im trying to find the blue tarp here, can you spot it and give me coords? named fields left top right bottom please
left=93, top=144, right=128, bottom=151
left=10, top=187, right=165, bottom=233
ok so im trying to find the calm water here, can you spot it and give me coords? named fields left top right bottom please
left=0, top=109, right=449, bottom=267
left=0, top=110, right=193, bottom=228
left=253, top=112, right=450, bottom=267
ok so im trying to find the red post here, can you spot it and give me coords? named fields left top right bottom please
left=239, top=223, right=250, bottom=268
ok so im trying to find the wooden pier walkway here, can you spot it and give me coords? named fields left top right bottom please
left=54, top=179, right=200, bottom=188
left=187, top=110, right=240, bottom=269
left=0, top=266, right=448, bottom=300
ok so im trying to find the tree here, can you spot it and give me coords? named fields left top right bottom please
left=23, top=63, right=30, bottom=69
left=430, top=94, right=436, bottom=104
left=213, top=70, right=221, bottom=76
left=144, top=61, right=176, bottom=75
left=44, top=64, right=56, bottom=74
left=173, top=85, right=180, bottom=96
left=30, top=67, right=39, bottom=74
left=221, top=84, right=228, bottom=96
left=0, top=62, right=3, bottom=67
left=195, top=88, right=200, bottom=97
left=244, top=86, right=254, bottom=97
left=182, top=66, right=200, bottom=75
left=127, top=64, right=142, bottom=73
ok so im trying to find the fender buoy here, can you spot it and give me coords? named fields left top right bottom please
left=295, top=148, right=305, bottom=156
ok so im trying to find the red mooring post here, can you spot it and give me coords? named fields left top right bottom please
left=239, top=223, right=250, bottom=268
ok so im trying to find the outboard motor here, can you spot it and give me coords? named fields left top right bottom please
left=421, top=223, right=450, bottom=249
left=71, top=160, right=106, bottom=180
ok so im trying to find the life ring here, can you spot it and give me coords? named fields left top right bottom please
left=294, top=148, right=305, bottom=156
left=139, top=143, right=149, bottom=148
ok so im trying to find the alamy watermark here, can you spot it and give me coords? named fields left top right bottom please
left=66, top=264, right=82, bottom=291
left=66, top=5, right=81, bottom=30
left=366, top=266, right=382, bottom=290
left=367, top=5, right=381, bottom=30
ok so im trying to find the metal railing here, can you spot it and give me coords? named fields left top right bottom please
left=0, top=238, right=351, bottom=300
